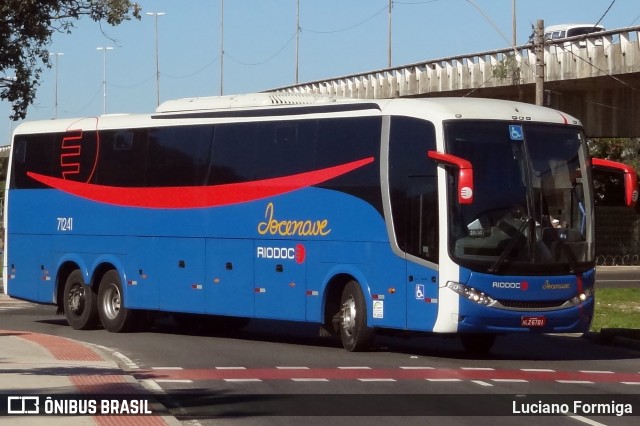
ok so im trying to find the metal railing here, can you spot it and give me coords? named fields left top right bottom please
left=272, top=25, right=640, bottom=99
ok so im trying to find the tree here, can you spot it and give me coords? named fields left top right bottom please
left=491, top=52, right=520, bottom=84
left=588, top=138, right=640, bottom=173
left=0, top=0, right=141, bottom=120
left=589, top=138, right=640, bottom=209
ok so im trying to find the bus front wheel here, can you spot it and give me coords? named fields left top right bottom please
left=339, top=281, right=374, bottom=352
left=63, top=270, right=98, bottom=330
left=97, top=270, right=135, bottom=333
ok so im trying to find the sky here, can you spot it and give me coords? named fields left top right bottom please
left=2, top=0, right=639, bottom=144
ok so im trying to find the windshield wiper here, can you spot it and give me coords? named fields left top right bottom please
left=488, top=216, right=533, bottom=274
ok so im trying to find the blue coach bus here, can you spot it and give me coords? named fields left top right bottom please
left=4, top=94, right=637, bottom=353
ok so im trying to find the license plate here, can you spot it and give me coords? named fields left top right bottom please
left=521, top=316, right=546, bottom=327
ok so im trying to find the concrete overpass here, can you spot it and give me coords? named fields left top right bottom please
left=274, top=26, right=640, bottom=138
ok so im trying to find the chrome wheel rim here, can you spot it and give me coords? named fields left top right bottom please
left=68, top=285, right=84, bottom=314
left=341, top=295, right=356, bottom=337
left=102, top=283, right=121, bottom=320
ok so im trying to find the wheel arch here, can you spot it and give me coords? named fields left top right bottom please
left=55, top=254, right=128, bottom=304
left=90, top=256, right=127, bottom=303
left=55, top=257, right=89, bottom=312
left=321, top=266, right=372, bottom=333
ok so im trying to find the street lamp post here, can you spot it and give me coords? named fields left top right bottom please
left=146, top=12, right=165, bottom=107
left=96, top=46, right=114, bottom=114
left=512, top=0, right=517, bottom=47
left=51, top=52, right=64, bottom=118
left=220, top=0, right=224, bottom=96
left=295, top=0, right=300, bottom=84
left=388, top=0, right=392, bottom=68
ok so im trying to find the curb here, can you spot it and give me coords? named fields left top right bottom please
left=0, top=330, right=181, bottom=425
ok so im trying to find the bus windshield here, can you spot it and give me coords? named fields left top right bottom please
left=444, top=121, right=594, bottom=275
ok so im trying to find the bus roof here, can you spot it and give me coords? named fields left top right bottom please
left=389, top=97, right=581, bottom=125
left=154, top=94, right=581, bottom=126
left=12, top=95, right=582, bottom=135
left=155, top=92, right=341, bottom=113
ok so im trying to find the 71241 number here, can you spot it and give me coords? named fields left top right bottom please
left=57, top=217, right=73, bottom=231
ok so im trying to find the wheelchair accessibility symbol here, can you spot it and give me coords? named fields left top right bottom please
left=415, top=284, right=425, bottom=300
left=509, top=124, right=524, bottom=141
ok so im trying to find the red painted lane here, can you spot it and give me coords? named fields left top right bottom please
left=8, top=330, right=103, bottom=361
left=133, top=367, right=640, bottom=383
left=71, top=375, right=142, bottom=394
left=71, top=376, right=167, bottom=426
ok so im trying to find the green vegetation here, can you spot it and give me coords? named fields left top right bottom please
left=588, top=138, right=640, bottom=177
left=591, top=288, right=640, bottom=331
left=491, top=52, right=520, bottom=83
left=1, top=1, right=141, bottom=120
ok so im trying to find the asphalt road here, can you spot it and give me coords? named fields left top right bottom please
left=0, top=267, right=638, bottom=425
left=596, top=266, right=640, bottom=288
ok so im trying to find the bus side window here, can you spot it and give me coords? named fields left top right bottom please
left=10, top=134, right=57, bottom=189
left=253, top=121, right=311, bottom=180
left=209, top=123, right=258, bottom=184
left=389, top=116, right=439, bottom=263
left=113, top=131, right=134, bottom=151
left=97, top=129, right=148, bottom=187
left=314, top=117, right=382, bottom=213
left=274, top=123, right=297, bottom=145
left=147, top=125, right=213, bottom=187
left=12, top=138, right=27, bottom=163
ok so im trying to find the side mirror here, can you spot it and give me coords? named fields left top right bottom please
left=428, top=151, right=473, bottom=204
left=592, top=158, right=638, bottom=208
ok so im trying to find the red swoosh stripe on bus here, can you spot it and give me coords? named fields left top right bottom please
left=27, top=157, right=374, bottom=209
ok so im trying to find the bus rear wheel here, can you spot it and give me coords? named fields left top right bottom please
left=63, top=270, right=98, bottom=330
left=339, top=280, right=374, bottom=352
left=97, top=270, right=135, bottom=333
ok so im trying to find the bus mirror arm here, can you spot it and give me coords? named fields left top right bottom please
left=428, top=151, right=474, bottom=205
left=591, top=158, right=639, bottom=208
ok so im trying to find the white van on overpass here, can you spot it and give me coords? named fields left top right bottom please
left=545, top=24, right=605, bottom=47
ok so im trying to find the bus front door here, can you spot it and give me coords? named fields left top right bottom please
left=406, top=262, right=439, bottom=331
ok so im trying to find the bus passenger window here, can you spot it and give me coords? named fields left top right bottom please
left=97, top=129, right=148, bottom=187
left=389, top=116, right=438, bottom=263
left=113, top=131, right=134, bottom=151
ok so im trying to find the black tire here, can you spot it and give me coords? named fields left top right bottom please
left=97, top=270, right=136, bottom=333
left=63, top=270, right=99, bottom=330
left=339, top=280, right=374, bottom=352
left=460, top=333, right=496, bottom=356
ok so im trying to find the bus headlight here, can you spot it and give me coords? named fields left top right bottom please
left=570, top=287, right=594, bottom=306
left=446, top=281, right=495, bottom=306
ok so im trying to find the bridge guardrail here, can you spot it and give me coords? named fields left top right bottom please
left=272, top=25, right=640, bottom=99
